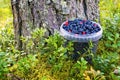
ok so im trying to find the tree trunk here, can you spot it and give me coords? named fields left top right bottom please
left=11, top=0, right=100, bottom=50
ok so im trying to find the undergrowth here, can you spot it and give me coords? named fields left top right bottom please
left=0, top=0, right=120, bottom=80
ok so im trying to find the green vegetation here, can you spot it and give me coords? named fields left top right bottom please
left=0, top=0, right=12, bottom=29
left=0, top=0, right=120, bottom=80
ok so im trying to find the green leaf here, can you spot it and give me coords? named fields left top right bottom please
left=81, top=57, right=87, bottom=65
left=0, top=52, right=6, bottom=57
left=112, top=44, right=117, bottom=48
left=115, top=33, right=119, bottom=39
left=41, top=76, right=47, bottom=80
left=108, top=36, right=114, bottom=41
left=117, top=41, right=120, bottom=47
left=60, top=52, right=64, bottom=57
left=77, top=61, right=80, bottom=64
left=105, top=43, right=111, bottom=47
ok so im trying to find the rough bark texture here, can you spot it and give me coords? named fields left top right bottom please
left=11, top=0, right=100, bottom=50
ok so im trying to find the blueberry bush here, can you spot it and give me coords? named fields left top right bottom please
left=0, top=0, right=120, bottom=80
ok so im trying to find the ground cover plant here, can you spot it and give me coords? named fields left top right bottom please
left=0, top=0, right=120, bottom=80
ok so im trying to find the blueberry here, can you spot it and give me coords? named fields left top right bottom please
left=88, top=32, right=91, bottom=34
left=63, top=24, right=69, bottom=31
left=69, top=25, right=74, bottom=30
left=72, top=30, right=78, bottom=34
left=78, top=28, right=84, bottom=32
left=86, top=30, right=89, bottom=33
left=72, top=24, right=76, bottom=27
left=86, top=20, right=93, bottom=25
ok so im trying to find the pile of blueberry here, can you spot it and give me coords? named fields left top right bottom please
left=62, top=19, right=101, bottom=35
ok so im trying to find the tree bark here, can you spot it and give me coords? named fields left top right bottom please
left=11, top=0, right=100, bottom=50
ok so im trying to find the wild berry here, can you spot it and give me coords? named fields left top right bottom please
left=93, top=23, right=97, bottom=27
left=64, top=21, right=69, bottom=26
left=80, top=22, right=83, bottom=24
left=82, top=32, right=86, bottom=35
left=68, top=30, right=72, bottom=32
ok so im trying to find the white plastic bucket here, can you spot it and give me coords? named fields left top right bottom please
left=60, top=20, right=103, bottom=60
